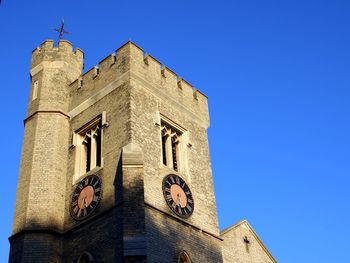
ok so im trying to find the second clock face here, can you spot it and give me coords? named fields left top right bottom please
left=70, top=175, right=102, bottom=221
left=162, top=174, right=194, bottom=219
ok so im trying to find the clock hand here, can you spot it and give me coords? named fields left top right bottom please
left=176, top=193, right=182, bottom=206
left=79, top=194, right=87, bottom=208
left=174, top=195, right=179, bottom=206
left=178, top=194, right=182, bottom=207
left=79, top=196, right=84, bottom=208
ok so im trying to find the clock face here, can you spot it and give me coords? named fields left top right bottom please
left=162, top=174, right=194, bottom=219
left=70, top=175, right=102, bottom=221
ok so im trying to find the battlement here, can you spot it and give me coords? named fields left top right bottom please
left=69, top=41, right=208, bottom=123
left=125, top=41, right=209, bottom=124
left=31, top=40, right=84, bottom=69
left=125, top=41, right=207, bottom=102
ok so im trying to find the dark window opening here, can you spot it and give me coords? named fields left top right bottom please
left=162, top=135, right=167, bottom=165
left=85, top=136, right=91, bottom=173
left=172, top=138, right=178, bottom=171
left=96, top=128, right=101, bottom=167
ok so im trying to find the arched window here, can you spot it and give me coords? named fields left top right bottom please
left=178, top=251, right=191, bottom=263
left=77, top=252, right=94, bottom=263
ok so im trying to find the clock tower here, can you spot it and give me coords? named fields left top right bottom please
left=9, top=40, right=276, bottom=263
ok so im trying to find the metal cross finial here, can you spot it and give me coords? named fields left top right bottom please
left=53, top=18, right=71, bottom=41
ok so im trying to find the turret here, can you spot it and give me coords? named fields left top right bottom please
left=9, top=40, right=84, bottom=263
left=28, top=40, right=83, bottom=115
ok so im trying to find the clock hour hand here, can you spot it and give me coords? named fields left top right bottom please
left=79, top=194, right=87, bottom=208
left=178, top=194, right=182, bottom=207
left=175, top=193, right=182, bottom=207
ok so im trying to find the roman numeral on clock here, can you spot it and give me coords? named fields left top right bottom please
left=165, top=194, right=172, bottom=202
left=162, top=174, right=194, bottom=219
left=186, top=204, right=193, bottom=212
left=70, top=175, right=102, bottom=221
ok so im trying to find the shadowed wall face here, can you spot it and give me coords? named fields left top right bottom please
left=10, top=40, right=223, bottom=262
left=10, top=40, right=275, bottom=263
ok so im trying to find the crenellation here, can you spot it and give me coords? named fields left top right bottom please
left=124, top=42, right=207, bottom=111
left=31, top=40, right=205, bottom=110
left=97, top=52, right=117, bottom=71
left=143, top=53, right=163, bottom=85
left=10, top=38, right=276, bottom=263
left=147, top=54, right=162, bottom=68
left=193, top=88, right=198, bottom=100
left=73, top=48, right=84, bottom=60
left=58, top=40, right=73, bottom=52
left=68, top=48, right=130, bottom=110
left=75, top=48, right=124, bottom=88
left=177, top=77, right=183, bottom=89
left=40, top=39, right=55, bottom=50
left=93, top=66, right=100, bottom=78
left=31, top=40, right=84, bottom=71
left=162, top=65, right=177, bottom=79
left=78, top=77, right=83, bottom=89
left=143, top=53, right=149, bottom=65
left=110, top=53, right=117, bottom=65
left=160, top=65, right=166, bottom=77
left=82, top=66, right=96, bottom=81
left=181, top=79, right=193, bottom=99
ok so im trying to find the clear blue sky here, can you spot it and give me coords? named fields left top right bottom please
left=1, top=0, right=349, bottom=262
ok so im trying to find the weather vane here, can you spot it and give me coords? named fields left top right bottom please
left=53, top=19, right=71, bottom=41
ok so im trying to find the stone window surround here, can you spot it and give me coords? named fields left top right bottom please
left=159, top=113, right=188, bottom=174
left=32, top=80, right=39, bottom=101
left=72, top=111, right=107, bottom=183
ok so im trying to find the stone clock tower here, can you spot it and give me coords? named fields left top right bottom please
left=9, top=40, right=276, bottom=263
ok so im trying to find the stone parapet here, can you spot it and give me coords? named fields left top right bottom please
left=31, top=40, right=84, bottom=70
left=126, top=42, right=209, bottom=126
left=68, top=41, right=209, bottom=126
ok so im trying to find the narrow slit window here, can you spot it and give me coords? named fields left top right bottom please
left=32, top=81, right=38, bottom=101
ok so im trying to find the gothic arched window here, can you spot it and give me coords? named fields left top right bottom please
left=178, top=251, right=191, bottom=263
left=160, top=117, right=187, bottom=173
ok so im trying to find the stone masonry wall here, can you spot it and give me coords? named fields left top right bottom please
left=128, top=69, right=220, bottom=235
left=145, top=208, right=223, bottom=263
left=221, top=221, right=276, bottom=263
left=64, top=82, right=131, bottom=230
left=11, top=39, right=276, bottom=263
left=11, top=40, right=83, bottom=262
left=62, top=67, right=132, bottom=262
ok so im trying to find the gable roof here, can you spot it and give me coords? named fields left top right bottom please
left=220, top=220, right=277, bottom=263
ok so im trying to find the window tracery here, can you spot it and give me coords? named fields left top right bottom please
left=73, top=116, right=103, bottom=181
left=161, top=122, right=182, bottom=171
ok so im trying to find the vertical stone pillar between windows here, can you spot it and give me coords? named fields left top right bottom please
left=90, top=129, right=97, bottom=170
left=165, top=129, right=174, bottom=170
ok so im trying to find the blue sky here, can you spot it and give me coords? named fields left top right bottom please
left=1, top=0, right=349, bottom=262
